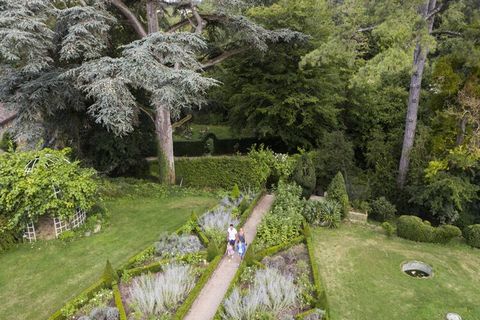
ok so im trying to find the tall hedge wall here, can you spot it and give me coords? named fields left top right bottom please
left=174, top=156, right=269, bottom=189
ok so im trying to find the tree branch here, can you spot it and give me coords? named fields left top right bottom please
left=432, top=30, right=462, bottom=37
left=111, top=0, right=147, bottom=38
left=200, top=47, right=249, bottom=70
left=426, top=4, right=443, bottom=20
left=191, top=2, right=205, bottom=34
left=138, top=105, right=155, bottom=124
left=357, top=26, right=376, bottom=32
left=167, top=14, right=226, bottom=33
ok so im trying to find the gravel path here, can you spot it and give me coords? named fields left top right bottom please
left=183, top=194, right=275, bottom=320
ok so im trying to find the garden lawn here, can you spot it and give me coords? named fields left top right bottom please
left=313, top=224, right=480, bottom=320
left=0, top=194, right=216, bottom=320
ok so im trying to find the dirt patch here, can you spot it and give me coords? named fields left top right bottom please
left=36, top=216, right=56, bottom=240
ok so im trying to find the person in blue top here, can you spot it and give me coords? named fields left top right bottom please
left=237, top=228, right=247, bottom=259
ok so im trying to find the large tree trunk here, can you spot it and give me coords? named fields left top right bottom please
left=146, top=0, right=176, bottom=184
left=397, top=0, right=437, bottom=189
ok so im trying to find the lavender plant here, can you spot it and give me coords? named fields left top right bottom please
left=77, top=306, right=119, bottom=320
left=223, top=268, right=298, bottom=319
left=154, top=233, right=203, bottom=258
left=128, top=264, right=195, bottom=317
left=199, top=207, right=240, bottom=235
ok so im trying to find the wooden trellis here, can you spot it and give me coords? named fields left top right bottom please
left=23, top=221, right=36, bottom=243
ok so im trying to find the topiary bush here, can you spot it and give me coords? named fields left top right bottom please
left=434, top=224, right=462, bottom=244
left=396, top=215, right=434, bottom=243
left=369, top=197, right=396, bottom=222
left=292, top=153, right=316, bottom=198
left=326, top=172, right=349, bottom=219
left=463, top=224, right=480, bottom=248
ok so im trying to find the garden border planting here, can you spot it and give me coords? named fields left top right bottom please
left=213, top=231, right=322, bottom=320
left=48, top=190, right=262, bottom=320
left=173, top=254, right=223, bottom=320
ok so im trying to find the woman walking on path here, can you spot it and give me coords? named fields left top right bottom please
left=237, top=228, right=247, bottom=259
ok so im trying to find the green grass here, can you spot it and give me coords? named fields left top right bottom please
left=312, top=223, right=480, bottom=320
left=173, top=124, right=251, bottom=141
left=0, top=194, right=216, bottom=320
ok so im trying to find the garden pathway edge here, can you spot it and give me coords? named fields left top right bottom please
left=183, top=194, right=275, bottom=320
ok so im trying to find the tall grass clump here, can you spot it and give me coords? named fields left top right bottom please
left=154, top=233, right=203, bottom=258
left=128, top=264, right=195, bottom=317
left=223, top=268, right=298, bottom=319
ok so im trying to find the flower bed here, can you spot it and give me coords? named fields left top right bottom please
left=218, top=243, right=321, bottom=320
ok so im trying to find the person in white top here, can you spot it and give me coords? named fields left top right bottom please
left=227, top=224, right=237, bottom=247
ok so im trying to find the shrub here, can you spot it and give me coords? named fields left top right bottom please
left=128, top=264, right=195, bottom=316
left=396, top=216, right=434, bottom=243
left=248, top=146, right=295, bottom=187
left=292, top=154, right=316, bottom=198
left=272, top=181, right=304, bottom=218
left=397, top=215, right=462, bottom=244
left=154, top=233, right=203, bottom=259
left=318, top=200, right=341, bottom=229
left=369, top=197, right=396, bottom=222
left=103, top=260, right=118, bottom=288
left=257, top=214, right=302, bottom=249
left=301, top=200, right=320, bottom=224
left=207, top=241, right=219, bottom=262
left=59, top=230, right=76, bottom=242
left=175, top=156, right=269, bottom=189
left=464, top=224, right=480, bottom=248
left=0, top=217, right=18, bottom=252
left=381, top=222, right=395, bottom=237
left=326, top=172, right=349, bottom=219
left=0, top=131, right=16, bottom=151
left=199, top=208, right=240, bottom=244
left=433, top=224, right=462, bottom=244
left=78, top=307, right=120, bottom=320
left=0, top=148, right=97, bottom=232
left=231, top=184, right=241, bottom=199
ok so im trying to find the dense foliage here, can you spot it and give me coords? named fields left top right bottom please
left=292, top=153, right=316, bottom=198
left=369, top=197, right=397, bottom=222
left=396, top=215, right=462, bottom=244
left=174, top=156, right=269, bottom=190
left=0, top=148, right=97, bottom=232
left=463, top=224, right=480, bottom=248
left=257, top=181, right=305, bottom=248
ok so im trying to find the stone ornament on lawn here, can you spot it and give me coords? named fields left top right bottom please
left=445, top=313, right=462, bottom=320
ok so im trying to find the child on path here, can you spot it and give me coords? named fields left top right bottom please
left=226, top=243, right=235, bottom=260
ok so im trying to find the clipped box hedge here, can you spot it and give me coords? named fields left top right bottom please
left=175, top=156, right=268, bottom=189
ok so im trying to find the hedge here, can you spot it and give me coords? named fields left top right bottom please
left=173, top=254, right=223, bottom=320
left=113, top=283, right=127, bottom=320
left=304, top=224, right=330, bottom=319
left=256, top=235, right=305, bottom=260
left=48, top=278, right=106, bottom=320
left=173, top=136, right=289, bottom=157
left=296, top=308, right=327, bottom=320
left=464, top=224, right=480, bottom=248
left=174, top=156, right=269, bottom=189
left=396, top=215, right=462, bottom=244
